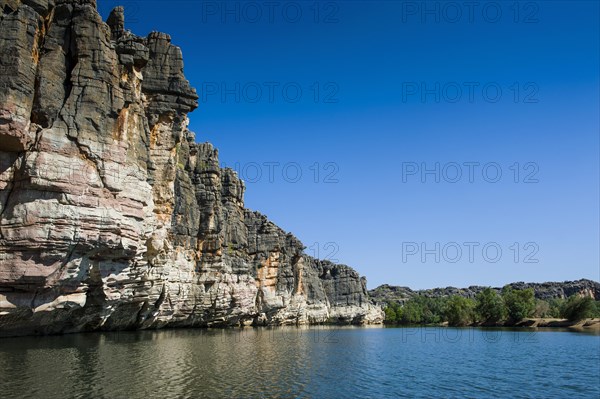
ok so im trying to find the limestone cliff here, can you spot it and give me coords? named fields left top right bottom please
left=0, top=0, right=383, bottom=336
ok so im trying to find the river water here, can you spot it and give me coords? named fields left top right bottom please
left=0, top=326, right=598, bottom=398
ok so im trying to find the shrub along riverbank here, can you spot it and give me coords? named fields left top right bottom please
left=382, top=287, right=600, bottom=327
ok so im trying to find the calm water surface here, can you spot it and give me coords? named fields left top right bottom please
left=0, top=326, right=598, bottom=398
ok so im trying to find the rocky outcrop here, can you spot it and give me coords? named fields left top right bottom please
left=0, top=1, right=382, bottom=337
left=369, top=279, right=600, bottom=304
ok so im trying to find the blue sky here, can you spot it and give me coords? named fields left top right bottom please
left=98, top=1, right=599, bottom=289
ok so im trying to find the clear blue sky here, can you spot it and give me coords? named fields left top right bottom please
left=98, top=1, right=599, bottom=289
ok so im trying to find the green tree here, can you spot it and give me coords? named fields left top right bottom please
left=475, top=288, right=506, bottom=323
left=594, top=301, right=600, bottom=318
left=502, top=287, right=535, bottom=321
left=409, top=296, right=445, bottom=324
left=547, top=298, right=566, bottom=318
left=533, top=299, right=551, bottom=318
left=395, top=304, right=404, bottom=322
left=401, top=300, right=424, bottom=324
left=424, top=297, right=446, bottom=324
left=561, top=295, right=597, bottom=321
left=445, top=295, right=475, bottom=326
left=384, top=306, right=397, bottom=323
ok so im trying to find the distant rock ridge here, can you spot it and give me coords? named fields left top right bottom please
left=369, top=279, right=600, bottom=304
left=0, top=0, right=382, bottom=337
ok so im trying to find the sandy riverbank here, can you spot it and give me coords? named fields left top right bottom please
left=514, top=318, right=600, bottom=331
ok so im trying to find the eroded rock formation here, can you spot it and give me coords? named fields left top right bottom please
left=0, top=0, right=382, bottom=336
left=369, top=279, right=600, bottom=305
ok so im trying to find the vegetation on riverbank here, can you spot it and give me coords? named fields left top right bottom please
left=382, top=287, right=600, bottom=327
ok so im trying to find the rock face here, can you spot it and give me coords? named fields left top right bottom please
left=369, top=279, right=600, bottom=304
left=0, top=1, right=382, bottom=337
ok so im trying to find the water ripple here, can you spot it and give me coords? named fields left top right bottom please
left=0, top=327, right=598, bottom=398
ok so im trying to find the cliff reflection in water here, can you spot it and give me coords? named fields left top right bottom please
left=1, top=326, right=598, bottom=399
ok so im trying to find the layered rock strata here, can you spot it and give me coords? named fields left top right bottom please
left=0, top=0, right=382, bottom=336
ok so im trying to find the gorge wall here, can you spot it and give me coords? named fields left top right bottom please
left=0, top=0, right=383, bottom=337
